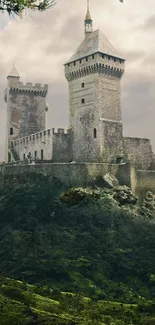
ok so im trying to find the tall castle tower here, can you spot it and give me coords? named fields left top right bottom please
left=5, top=65, right=48, bottom=162
left=64, top=0, right=125, bottom=163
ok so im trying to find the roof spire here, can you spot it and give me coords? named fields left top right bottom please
left=7, top=64, right=20, bottom=79
left=84, top=0, right=93, bottom=36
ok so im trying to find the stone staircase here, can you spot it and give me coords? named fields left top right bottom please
left=9, top=143, right=19, bottom=162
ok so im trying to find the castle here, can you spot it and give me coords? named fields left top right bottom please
left=3, top=1, right=155, bottom=194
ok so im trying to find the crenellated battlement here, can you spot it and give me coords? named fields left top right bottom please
left=10, top=128, right=70, bottom=148
left=9, top=81, right=48, bottom=95
left=65, top=62, right=124, bottom=81
left=12, top=129, right=52, bottom=147
left=52, top=128, right=70, bottom=135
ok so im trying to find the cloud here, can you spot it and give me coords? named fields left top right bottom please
left=140, top=14, right=155, bottom=31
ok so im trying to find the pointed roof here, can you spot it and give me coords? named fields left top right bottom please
left=7, top=65, right=20, bottom=78
left=85, top=0, right=92, bottom=21
left=85, top=9, right=92, bottom=21
left=65, top=29, right=124, bottom=64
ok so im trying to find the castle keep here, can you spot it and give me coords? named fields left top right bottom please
left=4, top=1, right=154, bottom=176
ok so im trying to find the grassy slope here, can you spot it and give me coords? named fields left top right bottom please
left=0, top=173, right=155, bottom=323
left=0, top=276, right=155, bottom=325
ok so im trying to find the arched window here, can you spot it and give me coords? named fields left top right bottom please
left=10, top=127, right=13, bottom=135
left=93, top=128, right=97, bottom=138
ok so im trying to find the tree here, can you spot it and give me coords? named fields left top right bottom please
left=0, top=0, right=56, bottom=16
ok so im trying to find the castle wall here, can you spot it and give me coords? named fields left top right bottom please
left=123, top=137, right=153, bottom=170
left=12, top=129, right=53, bottom=161
left=100, top=120, right=123, bottom=162
left=9, top=128, right=71, bottom=162
left=134, top=170, right=155, bottom=202
left=52, top=129, right=72, bottom=162
left=0, top=162, right=130, bottom=188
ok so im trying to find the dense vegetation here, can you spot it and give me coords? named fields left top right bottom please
left=0, top=172, right=155, bottom=324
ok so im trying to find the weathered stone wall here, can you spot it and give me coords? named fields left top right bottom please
left=68, top=74, right=101, bottom=162
left=9, top=128, right=72, bottom=162
left=123, top=137, right=153, bottom=170
left=0, top=162, right=131, bottom=188
left=52, top=128, right=72, bottom=162
left=100, top=120, right=123, bottom=162
left=132, top=170, right=155, bottom=202
left=12, top=129, right=53, bottom=161
left=99, top=75, right=121, bottom=121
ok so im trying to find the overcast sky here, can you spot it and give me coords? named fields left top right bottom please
left=0, top=0, right=155, bottom=161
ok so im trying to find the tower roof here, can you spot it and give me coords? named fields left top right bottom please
left=7, top=65, right=20, bottom=78
left=65, top=29, right=124, bottom=64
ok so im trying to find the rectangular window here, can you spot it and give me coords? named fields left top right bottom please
left=81, top=98, right=85, bottom=104
left=79, top=59, right=82, bottom=64
left=86, top=57, right=88, bottom=61
left=34, top=151, right=37, bottom=159
left=23, top=153, right=25, bottom=160
left=41, top=149, right=43, bottom=160
left=74, top=61, right=76, bottom=66
left=92, top=54, right=94, bottom=59
left=81, top=82, right=85, bottom=88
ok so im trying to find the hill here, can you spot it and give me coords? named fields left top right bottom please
left=0, top=172, right=155, bottom=323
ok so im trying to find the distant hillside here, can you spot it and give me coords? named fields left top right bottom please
left=0, top=172, right=155, bottom=324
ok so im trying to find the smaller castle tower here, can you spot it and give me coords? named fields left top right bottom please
left=5, top=65, right=48, bottom=162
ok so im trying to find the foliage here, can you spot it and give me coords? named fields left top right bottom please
left=0, top=173, right=155, bottom=323
left=0, top=276, right=155, bottom=325
left=0, top=0, right=56, bottom=16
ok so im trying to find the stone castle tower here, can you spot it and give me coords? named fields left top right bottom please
left=64, top=0, right=125, bottom=163
left=3, top=1, right=153, bottom=172
left=4, top=65, right=48, bottom=162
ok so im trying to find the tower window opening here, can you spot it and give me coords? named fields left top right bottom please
left=10, top=127, right=13, bottom=135
left=119, top=59, right=122, bottom=63
left=108, top=56, right=110, bottom=60
left=86, top=57, right=88, bottom=61
left=81, top=82, right=85, bottom=88
left=79, top=59, right=82, bottom=64
left=102, top=54, right=104, bottom=59
left=114, top=58, right=116, bottom=62
left=81, top=98, right=85, bottom=104
left=74, top=61, right=76, bottom=66
left=93, top=128, right=97, bottom=138
left=41, top=149, right=44, bottom=160
left=68, top=63, right=70, bottom=67
left=92, top=54, right=94, bottom=59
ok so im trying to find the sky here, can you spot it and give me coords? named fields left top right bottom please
left=0, top=0, right=155, bottom=161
